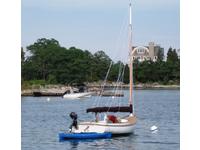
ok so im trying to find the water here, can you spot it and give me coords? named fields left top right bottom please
left=22, top=90, right=180, bottom=150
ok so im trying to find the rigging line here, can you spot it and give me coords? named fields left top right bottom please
left=106, top=62, right=124, bottom=112
left=116, top=62, right=125, bottom=95
left=115, top=62, right=125, bottom=97
left=92, top=61, right=113, bottom=108
left=116, top=63, right=126, bottom=111
left=113, top=62, right=123, bottom=94
left=109, top=7, right=128, bottom=65
left=113, top=11, right=129, bottom=62
left=132, top=61, right=136, bottom=114
left=104, top=62, right=122, bottom=107
left=118, top=63, right=126, bottom=108
left=116, top=23, right=129, bottom=106
left=107, top=60, right=125, bottom=108
left=114, top=63, right=124, bottom=108
left=98, top=11, right=127, bottom=108
left=117, top=17, right=129, bottom=62
left=91, top=8, right=128, bottom=110
left=101, top=61, right=113, bottom=94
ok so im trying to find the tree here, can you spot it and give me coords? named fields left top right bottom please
left=165, top=47, right=179, bottom=83
left=22, top=38, right=180, bottom=86
left=26, top=38, right=62, bottom=81
left=157, top=48, right=164, bottom=62
left=93, top=51, right=112, bottom=80
left=123, top=64, right=129, bottom=84
left=21, top=47, right=25, bottom=64
left=167, top=47, right=179, bottom=63
left=108, top=61, right=123, bottom=81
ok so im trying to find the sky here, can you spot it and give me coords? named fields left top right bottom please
left=22, top=0, right=180, bottom=61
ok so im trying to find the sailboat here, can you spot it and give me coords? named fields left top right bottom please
left=71, top=1, right=137, bottom=135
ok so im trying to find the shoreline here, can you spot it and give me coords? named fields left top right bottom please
left=21, top=83, right=180, bottom=96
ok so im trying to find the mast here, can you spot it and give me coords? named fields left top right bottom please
left=129, top=0, right=133, bottom=113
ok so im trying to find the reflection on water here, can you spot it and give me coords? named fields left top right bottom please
left=69, top=140, right=79, bottom=149
left=22, top=90, right=179, bottom=150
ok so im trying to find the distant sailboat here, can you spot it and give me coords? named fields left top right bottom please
left=70, top=1, right=137, bottom=135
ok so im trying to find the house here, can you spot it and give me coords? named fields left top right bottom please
left=132, top=42, right=164, bottom=62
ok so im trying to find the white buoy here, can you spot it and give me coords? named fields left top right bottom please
left=47, top=97, right=50, bottom=101
left=150, top=125, right=158, bottom=131
left=112, top=96, right=115, bottom=99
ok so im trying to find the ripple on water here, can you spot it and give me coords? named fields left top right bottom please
left=22, top=90, right=180, bottom=150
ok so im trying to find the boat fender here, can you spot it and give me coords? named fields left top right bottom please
left=150, top=125, right=158, bottom=131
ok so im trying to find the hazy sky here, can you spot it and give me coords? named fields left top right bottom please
left=22, top=0, right=180, bottom=61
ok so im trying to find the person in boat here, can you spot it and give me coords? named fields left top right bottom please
left=106, top=114, right=119, bottom=123
left=69, top=112, right=78, bottom=132
left=78, top=86, right=84, bottom=93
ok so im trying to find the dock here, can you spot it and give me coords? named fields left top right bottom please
left=100, top=91, right=124, bottom=97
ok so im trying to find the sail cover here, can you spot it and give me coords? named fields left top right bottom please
left=87, top=105, right=132, bottom=113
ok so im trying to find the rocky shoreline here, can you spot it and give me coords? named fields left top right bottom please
left=21, top=83, right=180, bottom=96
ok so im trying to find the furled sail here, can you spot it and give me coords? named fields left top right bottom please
left=87, top=104, right=133, bottom=113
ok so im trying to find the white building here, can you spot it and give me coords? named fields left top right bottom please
left=132, top=42, right=164, bottom=62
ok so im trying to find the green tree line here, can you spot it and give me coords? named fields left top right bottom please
left=21, top=38, right=179, bottom=87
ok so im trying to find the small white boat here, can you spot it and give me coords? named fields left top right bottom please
left=63, top=92, right=93, bottom=99
left=63, top=87, right=93, bottom=99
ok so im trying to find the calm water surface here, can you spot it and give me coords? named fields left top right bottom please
left=22, top=90, right=180, bottom=150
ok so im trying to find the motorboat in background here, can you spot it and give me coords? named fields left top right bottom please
left=63, top=85, right=93, bottom=99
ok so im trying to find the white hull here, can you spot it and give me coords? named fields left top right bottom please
left=63, top=92, right=93, bottom=99
left=73, top=115, right=136, bottom=134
